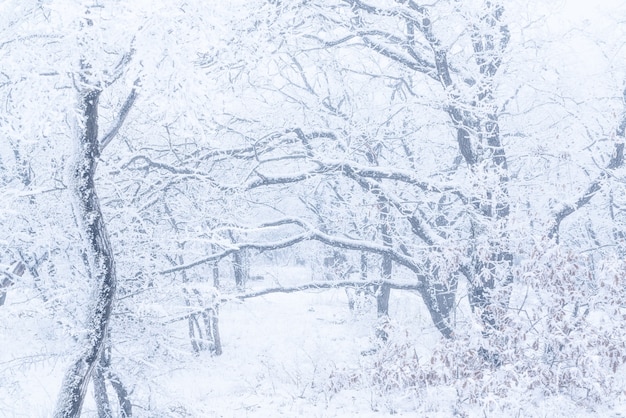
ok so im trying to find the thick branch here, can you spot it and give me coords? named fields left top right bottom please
left=343, top=0, right=383, bottom=14
left=123, top=155, right=195, bottom=175
left=246, top=171, right=313, bottom=189
left=160, top=233, right=308, bottom=275
left=328, top=160, right=466, bottom=200
left=100, top=87, right=137, bottom=152
left=1, top=264, right=23, bottom=287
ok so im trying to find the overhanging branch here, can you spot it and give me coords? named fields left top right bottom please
left=160, top=219, right=422, bottom=276
left=162, top=279, right=424, bottom=324
left=233, top=280, right=423, bottom=299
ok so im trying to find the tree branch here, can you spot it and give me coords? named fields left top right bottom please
left=360, top=36, right=436, bottom=77
left=341, top=164, right=442, bottom=246
left=100, top=87, right=138, bottom=152
left=162, top=279, right=424, bottom=324
left=233, top=279, right=423, bottom=300
left=550, top=141, right=626, bottom=240
left=160, top=218, right=423, bottom=276
left=306, top=30, right=436, bottom=77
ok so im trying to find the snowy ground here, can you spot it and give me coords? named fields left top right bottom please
left=2, top=266, right=626, bottom=417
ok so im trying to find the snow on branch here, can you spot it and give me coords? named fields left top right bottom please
left=162, top=279, right=424, bottom=324
left=160, top=233, right=310, bottom=275
left=246, top=157, right=467, bottom=207
left=99, top=87, right=138, bottom=152
left=341, top=165, right=443, bottom=246
left=304, top=30, right=435, bottom=77
left=230, top=279, right=423, bottom=300
left=123, top=155, right=196, bottom=175
left=327, top=159, right=465, bottom=199
left=245, top=171, right=315, bottom=189
left=550, top=138, right=626, bottom=240
left=160, top=218, right=423, bottom=275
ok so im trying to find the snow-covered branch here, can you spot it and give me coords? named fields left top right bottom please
left=341, top=164, right=443, bottom=246
left=99, top=87, right=137, bottom=152
left=232, top=279, right=423, bottom=300
left=160, top=218, right=423, bottom=275
left=162, top=279, right=424, bottom=324
left=160, top=233, right=310, bottom=275
left=550, top=143, right=625, bottom=240
left=550, top=92, right=626, bottom=241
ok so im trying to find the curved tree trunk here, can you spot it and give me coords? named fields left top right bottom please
left=54, top=88, right=118, bottom=417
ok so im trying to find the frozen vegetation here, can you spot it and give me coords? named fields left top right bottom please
left=2, top=0, right=626, bottom=416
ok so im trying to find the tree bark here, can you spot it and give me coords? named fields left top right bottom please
left=98, top=338, right=133, bottom=417
left=375, top=201, right=393, bottom=340
left=54, top=88, right=118, bottom=418
left=233, top=250, right=247, bottom=289
left=108, top=371, right=132, bottom=418
left=92, top=361, right=113, bottom=418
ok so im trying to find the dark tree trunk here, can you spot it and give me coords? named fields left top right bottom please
left=0, top=276, right=10, bottom=307
left=54, top=89, right=118, bottom=418
left=360, top=252, right=368, bottom=281
left=227, top=231, right=249, bottom=289
left=98, top=338, right=133, bottom=417
left=233, top=250, right=246, bottom=289
left=378, top=208, right=392, bottom=318
left=108, top=371, right=132, bottom=418
left=92, top=361, right=113, bottom=418
left=185, top=287, right=222, bottom=355
left=184, top=287, right=202, bottom=354
left=205, top=305, right=222, bottom=356
left=418, top=270, right=457, bottom=339
left=445, top=4, right=512, bottom=350
left=212, top=257, right=220, bottom=288
left=376, top=202, right=393, bottom=340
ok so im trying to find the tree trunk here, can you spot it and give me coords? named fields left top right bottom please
left=360, top=252, right=368, bottom=281
left=0, top=276, right=11, bottom=307
left=233, top=250, right=246, bottom=289
left=92, top=361, right=113, bottom=418
left=376, top=202, right=393, bottom=340
left=98, top=338, right=133, bottom=417
left=419, top=270, right=457, bottom=339
left=206, top=305, right=222, bottom=356
left=212, top=255, right=220, bottom=288
left=108, top=371, right=132, bottom=418
left=54, top=88, right=118, bottom=418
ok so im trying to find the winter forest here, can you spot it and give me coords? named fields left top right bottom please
left=2, top=0, right=626, bottom=416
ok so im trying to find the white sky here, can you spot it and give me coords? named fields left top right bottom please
left=557, top=0, right=624, bottom=25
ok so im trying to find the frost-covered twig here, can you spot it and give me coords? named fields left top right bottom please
left=162, top=279, right=423, bottom=324
left=230, top=279, right=423, bottom=300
